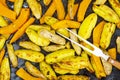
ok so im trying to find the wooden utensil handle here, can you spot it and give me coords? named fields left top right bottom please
left=108, top=57, right=120, bottom=70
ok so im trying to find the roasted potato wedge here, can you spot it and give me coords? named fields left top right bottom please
left=78, top=13, right=97, bottom=39
left=0, top=57, right=10, bottom=80
left=19, top=41, right=41, bottom=51
left=58, top=75, right=90, bottom=80
left=56, top=56, right=87, bottom=70
left=100, top=23, right=116, bottom=49
left=27, top=0, right=42, bottom=19
left=7, top=43, right=18, bottom=68
left=40, top=61, right=57, bottom=80
left=38, top=29, right=66, bottom=45
left=26, top=28, right=50, bottom=46
left=70, top=29, right=82, bottom=55
left=45, top=49, right=75, bottom=64
left=42, top=45, right=65, bottom=52
left=116, top=36, right=120, bottom=54
left=14, top=0, right=24, bottom=16
left=15, top=49, right=44, bottom=62
left=53, top=63, right=79, bottom=74
left=25, top=61, right=47, bottom=79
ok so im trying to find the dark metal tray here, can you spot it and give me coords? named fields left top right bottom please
left=4, top=0, right=120, bottom=80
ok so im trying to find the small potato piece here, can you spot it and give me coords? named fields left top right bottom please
left=14, top=0, right=24, bottom=16
left=15, top=49, right=44, bottom=63
left=0, top=36, right=6, bottom=50
left=19, top=41, right=41, bottom=51
left=26, top=28, right=50, bottom=46
left=100, top=23, right=116, bottom=49
left=42, top=45, right=65, bottom=52
left=27, top=0, right=42, bottom=19
left=38, top=29, right=66, bottom=45
left=7, top=44, right=18, bottom=68
left=53, top=63, right=79, bottom=74
left=58, top=75, right=90, bottom=80
left=45, top=49, right=75, bottom=64
left=25, top=61, right=46, bottom=79
left=116, top=36, right=120, bottom=54
left=43, top=0, right=52, bottom=6
left=70, top=29, right=82, bottom=55
left=40, top=61, right=57, bottom=80
left=0, top=57, right=10, bottom=80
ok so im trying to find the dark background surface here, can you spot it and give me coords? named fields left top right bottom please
left=5, top=0, right=120, bottom=80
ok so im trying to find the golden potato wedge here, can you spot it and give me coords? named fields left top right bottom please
left=19, top=41, right=41, bottom=51
left=58, top=75, right=90, bottom=80
left=45, top=49, right=75, bottom=64
left=14, top=0, right=24, bottom=16
left=56, top=56, right=87, bottom=70
left=70, top=29, right=82, bottom=55
left=0, top=36, right=6, bottom=50
left=78, top=13, right=97, bottom=39
left=0, top=57, right=10, bottom=80
left=15, top=49, right=44, bottom=63
left=53, top=64, right=79, bottom=74
left=38, top=29, right=66, bottom=45
left=100, top=23, right=116, bottom=49
left=25, top=61, right=47, bottom=79
left=28, top=25, right=51, bottom=31
left=27, top=0, right=42, bottom=19
left=7, top=44, right=18, bottom=68
left=40, top=61, right=57, bottom=80
left=26, top=28, right=50, bottom=46
left=116, top=36, right=120, bottom=54
left=0, top=16, right=8, bottom=27
left=42, top=45, right=65, bottom=52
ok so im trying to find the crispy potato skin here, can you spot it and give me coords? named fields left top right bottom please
left=0, top=57, right=10, bottom=80
left=45, top=49, right=75, bottom=64
left=15, top=49, right=44, bottom=62
left=19, top=41, right=41, bottom=51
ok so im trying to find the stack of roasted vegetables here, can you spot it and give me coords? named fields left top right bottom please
left=0, top=0, right=120, bottom=80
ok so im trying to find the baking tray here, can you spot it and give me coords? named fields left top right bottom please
left=5, top=0, right=120, bottom=80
